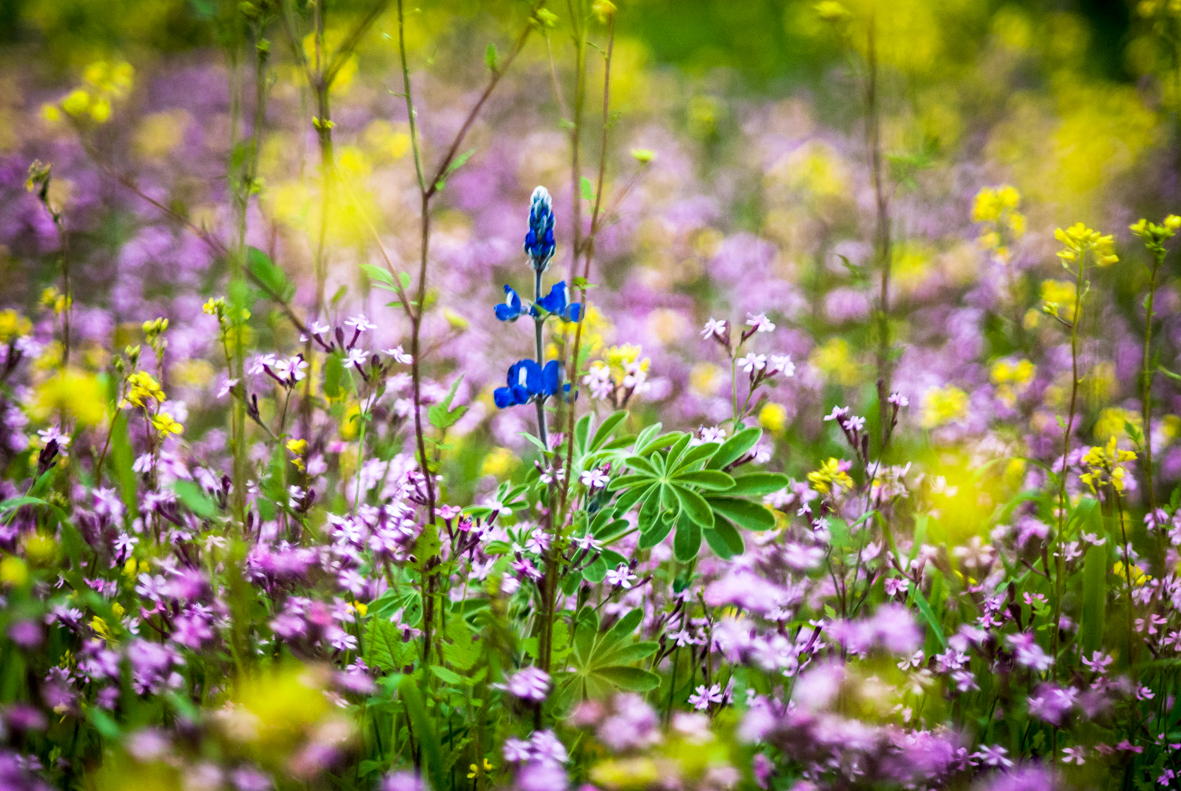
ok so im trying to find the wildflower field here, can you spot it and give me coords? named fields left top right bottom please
left=7, top=0, right=1181, bottom=788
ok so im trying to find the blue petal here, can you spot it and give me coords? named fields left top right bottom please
left=542, top=360, right=562, bottom=397
left=493, top=387, right=515, bottom=409
left=563, top=302, right=582, bottom=323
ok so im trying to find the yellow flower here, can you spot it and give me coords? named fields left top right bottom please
left=1114, top=561, right=1151, bottom=587
left=152, top=412, right=184, bottom=437
left=91, top=615, right=114, bottom=641
left=921, top=385, right=969, bottom=429
left=351, top=601, right=368, bottom=617
left=1039, top=280, right=1077, bottom=319
left=808, top=457, right=854, bottom=495
left=759, top=402, right=788, bottom=434
left=1054, top=222, right=1118, bottom=267
left=287, top=438, right=308, bottom=471
left=1079, top=437, right=1136, bottom=493
left=125, top=371, right=165, bottom=409
left=990, top=359, right=1036, bottom=408
left=0, top=310, right=32, bottom=343
left=467, top=759, right=493, bottom=779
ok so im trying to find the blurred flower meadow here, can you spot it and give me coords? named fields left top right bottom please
left=5, top=0, right=1181, bottom=789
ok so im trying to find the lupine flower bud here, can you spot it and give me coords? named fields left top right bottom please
left=524, top=186, right=556, bottom=272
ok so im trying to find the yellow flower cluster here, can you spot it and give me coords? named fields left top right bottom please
left=972, top=185, right=1026, bottom=258
left=0, top=310, right=32, bottom=343
left=40, top=287, right=70, bottom=316
left=124, top=371, right=164, bottom=409
left=808, top=457, right=854, bottom=495
left=287, top=438, right=308, bottom=472
left=1054, top=222, right=1118, bottom=268
left=1114, top=560, right=1151, bottom=587
left=921, top=385, right=969, bottom=429
left=41, top=60, right=134, bottom=125
left=1130, top=215, right=1181, bottom=251
left=1079, top=437, right=1136, bottom=493
left=989, top=358, right=1035, bottom=408
left=1038, top=279, right=1077, bottom=321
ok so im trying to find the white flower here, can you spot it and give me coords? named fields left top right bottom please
left=769, top=354, right=795, bottom=377
left=605, top=564, right=638, bottom=589
left=580, top=468, right=610, bottom=490
left=345, top=349, right=368, bottom=369
left=745, top=312, right=775, bottom=333
left=701, top=317, right=727, bottom=340
left=823, top=405, right=849, bottom=422
left=737, top=354, right=766, bottom=373
left=346, top=314, right=377, bottom=332
left=383, top=345, right=413, bottom=364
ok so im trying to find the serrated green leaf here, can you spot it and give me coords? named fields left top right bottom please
left=246, top=246, right=295, bottom=302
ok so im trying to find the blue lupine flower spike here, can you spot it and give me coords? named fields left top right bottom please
left=524, top=186, right=556, bottom=272
left=531, top=281, right=582, bottom=322
left=495, top=285, right=524, bottom=322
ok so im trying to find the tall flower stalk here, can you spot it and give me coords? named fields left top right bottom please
left=1045, top=222, right=1118, bottom=672
left=1130, top=214, right=1179, bottom=569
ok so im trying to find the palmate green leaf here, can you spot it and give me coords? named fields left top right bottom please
left=638, top=430, right=682, bottom=457
left=638, top=518, right=673, bottom=548
left=673, top=517, right=702, bottom=562
left=615, top=481, right=654, bottom=514
left=590, top=410, right=628, bottom=452
left=595, top=666, right=660, bottom=691
left=634, top=422, right=662, bottom=452
left=575, top=413, right=592, bottom=455
left=608, top=473, right=653, bottom=491
left=636, top=491, right=660, bottom=533
left=725, top=472, right=789, bottom=496
left=704, top=518, right=744, bottom=558
left=675, top=470, right=735, bottom=490
left=670, top=442, right=719, bottom=474
left=707, top=427, right=762, bottom=470
left=595, top=640, right=659, bottom=667
left=664, top=433, right=692, bottom=470
left=707, top=496, right=774, bottom=530
left=675, top=485, right=714, bottom=528
left=622, top=454, right=660, bottom=477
